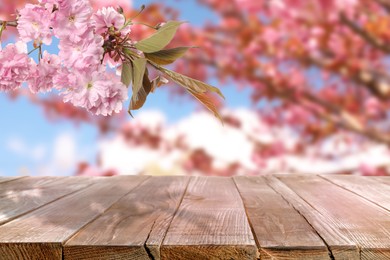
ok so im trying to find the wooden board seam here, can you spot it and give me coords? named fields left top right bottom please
left=159, top=177, right=191, bottom=249
left=144, top=220, right=157, bottom=260
left=62, top=176, right=151, bottom=246
left=319, top=175, right=390, bottom=213
left=232, top=177, right=261, bottom=260
left=0, top=176, right=27, bottom=184
left=265, top=176, right=335, bottom=260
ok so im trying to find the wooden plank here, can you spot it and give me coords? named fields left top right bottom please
left=277, top=175, right=390, bottom=260
left=0, top=177, right=96, bottom=225
left=265, top=176, right=359, bottom=259
left=64, top=176, right=190, bottom=260
left=161, top=176, right=257, bottom=260
left=234, top=176, right=330, bottom=259
left=0, top=177, right=25, bottom=184
left=373, top=176, right=390, bottom=186
left=321, top=175, right=390, bottom=211
left=0, top=176, right=148, bottom=260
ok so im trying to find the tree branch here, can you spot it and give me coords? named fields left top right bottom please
left=306, top=56, right=390, bottom=100
left=182, top=33, right=390, bottom=144
left=374, top=0, right=390, bottom=13
left=340, top=13, right=390, bottom=54
left=0, top=20, right=18, bottom=27
left=301, top=92, right=390, bottom=144
left=260, top=76, right=390, bottom=144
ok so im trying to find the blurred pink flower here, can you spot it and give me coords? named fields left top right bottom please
left=364, top=97, right=382, bottom=118
left=90, top=0, right=132, bottom=11
left=235, top=0, right=262, bottom=13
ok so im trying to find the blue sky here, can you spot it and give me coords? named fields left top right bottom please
left=0, top=0, right=251, bottom=176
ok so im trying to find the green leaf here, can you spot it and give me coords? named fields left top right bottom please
left=131, top=58, right=147, bottom=103
left=129, top=69, right=152, bottom=111
left=135, top=21, right=184, bottom=53
left=144, top=46, right=193, bottom=65
left=154, top=64, right=225, bottom=98
left=121, top=62, right=133, bottom=87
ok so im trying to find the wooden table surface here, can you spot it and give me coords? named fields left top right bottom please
left=0, top=175, right=389, bottom=260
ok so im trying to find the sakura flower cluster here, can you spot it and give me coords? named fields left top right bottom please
left=0, top=0, right=131, bottom=116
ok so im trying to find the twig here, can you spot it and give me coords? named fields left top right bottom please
left=340, top=13, right=390, bottom=54
left=0, top=20, right=18, bottom=27
left=374, top=0, right=390, bottom=13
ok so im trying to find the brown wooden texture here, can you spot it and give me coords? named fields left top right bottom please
left=0, top=175, right=389, bottom=260
left=321, top=174, right=390, bottom=211
left=0, top=177, right=24, bottom=184
left=0, top=177, right=95, bottom=225
left=277, top=175, right=390, bottom=260
left=64, top=176, right=189, bottom=260
left=265, top=176, right=359, bottom=259
left=0, top=176, right=148, bottom=260
left=373, top=176, right=390, bottom=185
left=161, top=176, right=257, bottom=260
left=234, top=176, right=330, bottom=259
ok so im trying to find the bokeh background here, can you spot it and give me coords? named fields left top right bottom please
left=1, top=0, right=390, bottom=177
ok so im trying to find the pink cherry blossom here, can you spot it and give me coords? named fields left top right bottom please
left=17, top=4, right=53, bottom=45
left=235, top=0, right=262, bottom=13
left=0, top=42, right=33, bottom=91
left=52, top=0, right=92, bottom=40
left=93, top=7, right=130, bottom=36
left=28, top=51, right=61, bottom=93
left=61, top=69, right=128, bottom=116
left=58, top=31, right=104, bottom=71
left=89, top=73, right=128, bottom=116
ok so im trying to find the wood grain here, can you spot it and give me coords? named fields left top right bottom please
left=278, top=175, right=390, bottom=260
left=0, top=177, right=25, bottom=184
left=161, top=176, right=257, bottom=260
left=234, top=176, right=330, bottom=259
left=0, top=176, right=148, bottom=260
left=265, top=176, right=359, bottom=259
left=372, top=176, right=390, bottom=185
left=0, top=175, right=389, bottom=260
left=64, top=176, right=189, bottom=260
left=0, top=177, right=95, bottom=225
left=321, top=174, right=390, bottom=211
left=0, top=243, right=61, bottom=260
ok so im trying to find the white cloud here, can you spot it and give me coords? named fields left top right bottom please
left=5, top=132, right=95, bottom=176
left=133, top=110, right=166, bottom=129
left=37, top=132, right=93, bottom=176
left=98, top=108, right=390, bottom=176
left=52, top=133, right=76, bottom=170
left=6, top=137, right=46, bottom=162
left=7, top=137, right=26, bottom=155
left=165, top=111, right=256, bottom=169
left=99, top=136, right=163, bottom=175
left=99, top=109, right=263, bottom=174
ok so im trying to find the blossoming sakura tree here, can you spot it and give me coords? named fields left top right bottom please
left=0, top=0, right=223, bottom=117
left=2, top=0, right=390, bottom=176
